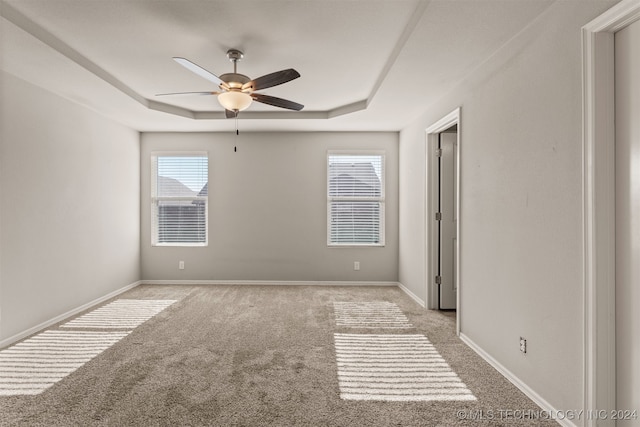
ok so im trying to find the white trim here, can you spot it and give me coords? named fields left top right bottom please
left=0, top=280, right=142, bottom=349
left=424, top=109, right=461, bottom=135
left=140, top=280, right=400, bottom=287
left=397, top=282, right=426, bottom=307
left=582, top=1, right=640, bottom=423
left=424, top=108, right=461, bottom=335
left=460, top=333, right=577, bottom=427
left=327, top=149, right=387, bottom=156
left=150, top=150, right=208, bottom=157
left=584, top=0, right=640, bottom=32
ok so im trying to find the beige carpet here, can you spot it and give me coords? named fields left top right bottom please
left=0, top=285, right=557, bottom=426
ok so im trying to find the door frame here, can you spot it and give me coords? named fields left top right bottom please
left=425, top=107, right=461, bottom=335
left=582, top=0, right=640, bottom=423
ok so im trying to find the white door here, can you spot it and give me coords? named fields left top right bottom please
left=615, top=17, right=640, bottom=416
left=439, top=131, right=457, bottom=309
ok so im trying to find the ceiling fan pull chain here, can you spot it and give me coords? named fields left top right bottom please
left=234, top=112, right=239, bottom=152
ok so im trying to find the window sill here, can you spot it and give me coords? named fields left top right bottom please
left=152, top=243, right=208, bottom=247
left=328, top=244, right=385, bottom=248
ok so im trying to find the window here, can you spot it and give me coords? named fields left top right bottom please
left=151, top=153, right=208, bottom=246
left=328, top=152, right=385, bottom=246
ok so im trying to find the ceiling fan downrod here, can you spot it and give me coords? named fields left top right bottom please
left=227, top=49, right=243, bottom=74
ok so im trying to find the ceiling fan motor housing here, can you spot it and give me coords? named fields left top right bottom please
left=219, top=73, right=251, bottom=89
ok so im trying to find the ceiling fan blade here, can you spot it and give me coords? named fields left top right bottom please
left=242, top=69, right=300, bottom=92
left=173, top=57, right=229, bottom=89
left=225, top=109, right=238, bottom=119
left=155, top=91, right=219, bottom=96
left=251, top=93, right=304, bottom=111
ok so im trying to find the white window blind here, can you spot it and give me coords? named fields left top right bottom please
left=151, top=153, right=208, bottom=246
left=328, top=152, right=385, bottom=246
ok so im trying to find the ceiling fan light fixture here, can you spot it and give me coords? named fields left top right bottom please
left=218, top=90, right=252, bottom=112
left=163, top=50, right=303, bottom=117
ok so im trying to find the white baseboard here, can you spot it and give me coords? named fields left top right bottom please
left=140, top=279, right=400, bottom=287
left=459, top=333, right=577, bottom=427
left=0, top=280, right=142, bottom=349
left=397, top=282, right=425, bottom=307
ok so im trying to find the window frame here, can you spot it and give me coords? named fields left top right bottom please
left=150, top=151, right=209, bottom=247
left=327, top=150, right=386, bottom=247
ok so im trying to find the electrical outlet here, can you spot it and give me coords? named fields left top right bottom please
left=354, top=261, right=360, bottom=271
left=179, top=261, right=185, bottom=270
left=519, top=337, right=527, bottom=354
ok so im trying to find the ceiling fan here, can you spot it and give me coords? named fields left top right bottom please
left=157, top=49, right=304, bottom=117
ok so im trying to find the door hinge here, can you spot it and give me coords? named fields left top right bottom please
left=435, top=212, right=442, bottom=221
left=435, top=148, right=443, bottom=157
left=435, top=275, right=442, bottom=285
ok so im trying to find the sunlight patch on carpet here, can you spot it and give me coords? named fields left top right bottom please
left=0, top=299, right=176, bottom=396
left=334, top=333, right=476, bottom=401
left=61, top=299, right=176, bottom=329
left=0, top=330, right=130, bottom=396
left=333, top=301, right=413, bottom=329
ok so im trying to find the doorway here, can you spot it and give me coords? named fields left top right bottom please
left=582, top=0, right=640, bottom=419
left=425, top=108, right=461, bottom=334
left=614, top=16, right=639, bottom=420
left=437, top=128, right=457, bottom=310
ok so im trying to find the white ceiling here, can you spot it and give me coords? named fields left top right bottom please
left=0, top=0, right=555, bottom=132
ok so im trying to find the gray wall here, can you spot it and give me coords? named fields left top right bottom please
left=398, top=0, right=618, bottom=415
left=141, top=131, right=398, bottom=282
left=0, top=71, right=141, bottom=342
